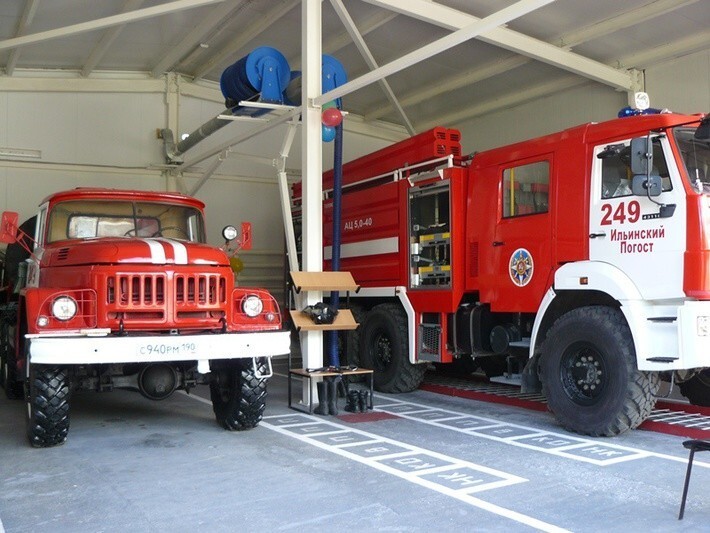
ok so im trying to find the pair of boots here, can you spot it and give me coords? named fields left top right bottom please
left=314, top=379, right=338, bottom=416
left=344, top=390, right=370, bottom=413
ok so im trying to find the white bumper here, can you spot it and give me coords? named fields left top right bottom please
left=27, top=330, right=291, bottom=366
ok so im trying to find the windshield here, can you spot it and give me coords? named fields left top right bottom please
left=46, top=200, right=206, bottom=243
left=674, top=127, right=710, bottom=194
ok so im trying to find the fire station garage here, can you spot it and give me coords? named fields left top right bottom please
left=1, top=1, right=710, bottom=531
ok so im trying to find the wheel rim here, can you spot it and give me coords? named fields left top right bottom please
left=559, top=341, right=607, bottom=405
left=370, top=330, right=393, bottom=372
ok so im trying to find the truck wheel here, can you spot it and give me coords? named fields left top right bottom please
left=26, top=365, right=71, bottom=448
left=540, top=306, right=659, bottom=437
left=345, top=305, right=366, bottom=368
left=210, top=359, right=267, bottom=431
left=359, top=303, right=426, bottom=393
left=679, top=370, right=710, bottom=406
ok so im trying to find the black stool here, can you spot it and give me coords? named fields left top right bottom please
left=679, top=439, right=710, bottom=519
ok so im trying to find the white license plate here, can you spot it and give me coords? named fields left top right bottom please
left=136, top=341, right=198, bottom=358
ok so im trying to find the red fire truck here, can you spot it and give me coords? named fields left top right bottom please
left=0, top=188, right=290, bottom=447
left=293, top=110, right=710, bottom=436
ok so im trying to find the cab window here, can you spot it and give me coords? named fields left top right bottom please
left=598, top=137, right=671, bottom=199
left=502, top=161, right=549, bottom=218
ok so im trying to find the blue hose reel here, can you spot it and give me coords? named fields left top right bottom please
left=220, top=46, right=291, bottom=117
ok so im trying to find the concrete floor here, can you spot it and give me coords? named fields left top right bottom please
left=0, top=357, right=707, bottom=532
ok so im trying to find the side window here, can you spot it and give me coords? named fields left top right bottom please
left=598, top=137, right=672, bottom=199
left=502, top=161, right=549, bottom=218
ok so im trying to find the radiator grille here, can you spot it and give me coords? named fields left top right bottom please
left=419, top=323, right=441, bottom=362
left=107, top=274, right=166, bottom=306
left=175, top=274, right=227, bottom=306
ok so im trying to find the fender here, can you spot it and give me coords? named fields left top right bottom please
left=529, top=261, right=671, bottom=368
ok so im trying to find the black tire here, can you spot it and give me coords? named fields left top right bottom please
left=344, top=305, right=366, bottom=368
left=359, top=303, right=426, bottom=393
left=540, top=306, right=659, bottom=437
left=679, top=370, right=710, bottom=406
left=26, top=365, right=71, bottom=448
left=210, top=359, right=267, bottom=431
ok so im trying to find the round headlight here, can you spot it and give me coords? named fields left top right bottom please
left=241, top=295, right=263, bottom=317
left=52, top=296, right=77, bottom=321
left=222, top=225, right=238, bottom=241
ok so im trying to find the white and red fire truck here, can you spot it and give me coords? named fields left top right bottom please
left=0, top=188, right=290, bottom=447
left=293, top=109, right=710, bottom=437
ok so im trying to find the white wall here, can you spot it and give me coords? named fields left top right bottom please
left=0, top=83, right=397, bottom=298
left=645, top=48, right=710, bottom=113
left=454, top=48, right=709, bottom=155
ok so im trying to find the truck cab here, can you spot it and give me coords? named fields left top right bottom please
left=0, top=188, right=290, bottom=447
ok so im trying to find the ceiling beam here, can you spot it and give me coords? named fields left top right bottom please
left=0, top=0, right=227, bottom=52
left=555, top=0, right=701, bottom=48
left=315, top=0, right=556, bottom=106
left=329, top=0, right=415, bottom=135
left=419, top=75, right=586, bottom=131
left=362, top=0, right=633, bottom=91
left=150, top=0, right=247, bottom=78
left=5, top=0, right=40, bottom=76
left=365, top=55, right=527, bottom=121
left=417, top=26, right=710, bottom=130
left=365, top=0, right=695, bottom=122
left=289, top=10, right=398, bottom=71
left=81, top=0, right=145, bottom=78
left=191, top=0, right=299, bottom=80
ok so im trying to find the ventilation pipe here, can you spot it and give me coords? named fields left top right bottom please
left=161, top=46, right=291, bottom=164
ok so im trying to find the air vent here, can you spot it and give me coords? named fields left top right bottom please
left=57, top=248, right=70, bottom=261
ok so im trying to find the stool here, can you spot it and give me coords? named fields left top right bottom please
left=678, top=439, right=710, bottom=519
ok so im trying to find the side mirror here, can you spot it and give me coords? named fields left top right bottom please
left=0, top=211, right=19, bottom=244
left=632, top=174, right=662, bottom=197
left=630, top=137, right=652, bottom=175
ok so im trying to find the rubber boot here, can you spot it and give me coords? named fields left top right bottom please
left=344, top=390, right=359, bottom=412
left=314, top=381, right=329, bottom=415
left=357, top=390, right=367, bottom=412
left=327, top=379, right=338, bottom=415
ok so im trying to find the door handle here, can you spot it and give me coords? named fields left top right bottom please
left=589, top=232, right=606, bottom=239
left=492, top=241, right=505, bottom=247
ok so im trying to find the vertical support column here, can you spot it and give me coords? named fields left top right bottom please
left=164, top=72, right=187, bottom=193
left=301, top=0, right=324, bottom=398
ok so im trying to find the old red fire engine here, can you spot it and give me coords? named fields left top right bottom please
left=0, top=188, right=290, bottom=447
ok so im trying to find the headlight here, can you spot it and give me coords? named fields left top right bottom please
left=222, top=225, right=238, bottom=241
left=52, top=296, right=77, bottom=321
left=241, top=295, right=263, bottom=317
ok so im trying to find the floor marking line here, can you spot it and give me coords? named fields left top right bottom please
left=259, top=416, right=570, bottom=533
left=370, top=396, right=710, bottom=468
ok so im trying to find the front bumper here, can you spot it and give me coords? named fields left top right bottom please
left=27, top=329, right=291, bottom=366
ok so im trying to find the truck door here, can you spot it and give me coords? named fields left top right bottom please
left=589, top=135, right=686, bottom=300
left=485, top=157, right=553, bottom=312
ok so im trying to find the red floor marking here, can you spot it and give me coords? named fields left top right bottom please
left=420, top=382, right=710, bottom=440
left=336, top=411, right=400, bottom=423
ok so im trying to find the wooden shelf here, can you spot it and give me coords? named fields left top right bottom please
left=289, top=308, right=358, bottom=331
left=289, top=271, right=359, bottom=293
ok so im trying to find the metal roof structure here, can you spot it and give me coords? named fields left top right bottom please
left=0, top=0, right=707, bottom=135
